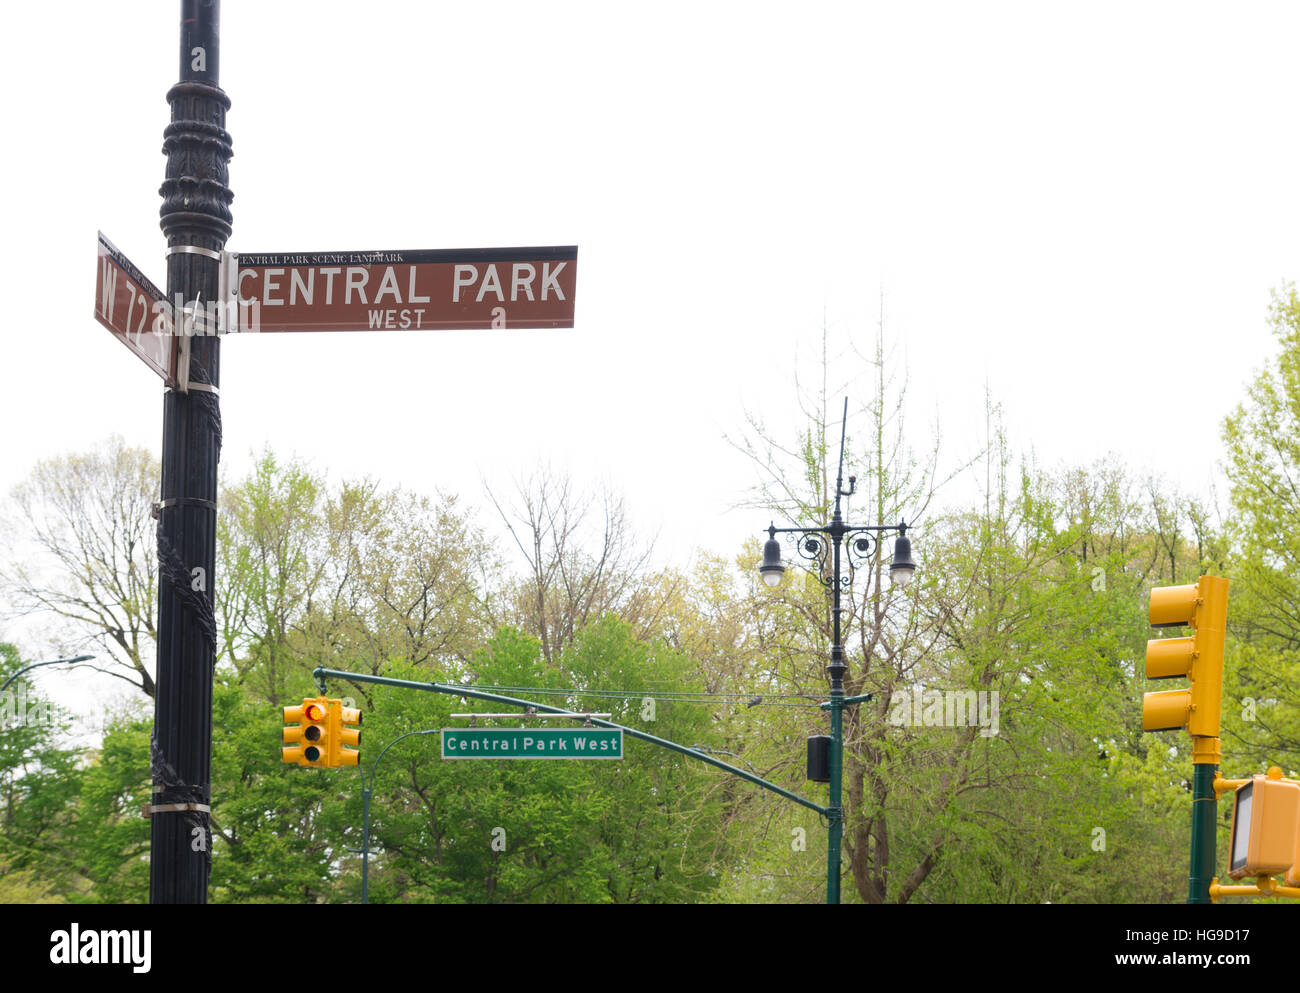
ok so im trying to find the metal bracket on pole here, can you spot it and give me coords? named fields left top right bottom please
left=162, top=247, right=237, bottom=337
left=181, top=296, right=220, bottom=337
left=218, top=251, right=237, bottom=333
left=166, top=244, right=223, bottom=261
left=820, top=693, right=873, bottom=710
left=174, top=291, right=230, bottom=392
left=176, top=332, right=192, bottom=394
left=141, top=802, right=212, bottom=818
left=152, top=497, right=220, bottom=520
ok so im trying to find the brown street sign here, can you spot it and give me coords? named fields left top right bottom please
left=95, top=232, right=178, bottom=387
left=234, top=246, right=577, bottom=333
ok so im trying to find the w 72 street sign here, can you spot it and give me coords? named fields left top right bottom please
left=94, top=232, right=178, bottom=386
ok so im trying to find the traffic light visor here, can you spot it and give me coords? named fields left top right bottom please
left=1149, top=584, right=1199, bottom=628
left=1145, top=636, right=1195, bottom=679
left=1142, top=689, right=1191, bottom=732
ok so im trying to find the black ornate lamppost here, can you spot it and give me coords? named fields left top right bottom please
left=757, top=399, right=915, bottom=904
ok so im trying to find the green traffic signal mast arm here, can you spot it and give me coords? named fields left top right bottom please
left=312, top=666, right=829, bottom=817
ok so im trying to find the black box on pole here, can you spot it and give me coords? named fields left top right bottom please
left=807, top=735, right=831, bottom=783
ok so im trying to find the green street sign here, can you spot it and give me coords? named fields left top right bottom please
left=441, top=727, right=624, bottom=760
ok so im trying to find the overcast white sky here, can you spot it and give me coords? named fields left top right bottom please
left=2, top=2, right=1298, bottom=718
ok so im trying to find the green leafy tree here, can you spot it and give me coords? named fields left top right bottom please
left=0, top=642, right=91, bottom=902
left=72, top=713, right=152, bottom=903
left=1221, top=285, right=1300, bottom=776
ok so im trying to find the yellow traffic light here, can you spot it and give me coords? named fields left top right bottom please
left=1142, top=575, right=1228, bottom=739
left=1227, top=768, right=1300, bottom=880
left=331, top=702, right=362, bottom=767
left=282, top=697, right=330, bottom=766
left=283, top=697, right=362, bottom=767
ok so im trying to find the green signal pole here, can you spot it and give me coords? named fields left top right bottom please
left=360, top=728, right=439, bottom=905
left=826, top=504, right=846, bottom=905
left=827, top=695, right=842, bottom=904
left=1188, top=739, right=1220, bottom=904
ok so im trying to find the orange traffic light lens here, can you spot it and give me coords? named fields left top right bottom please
left=305, top=703, right=326, bottom=721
